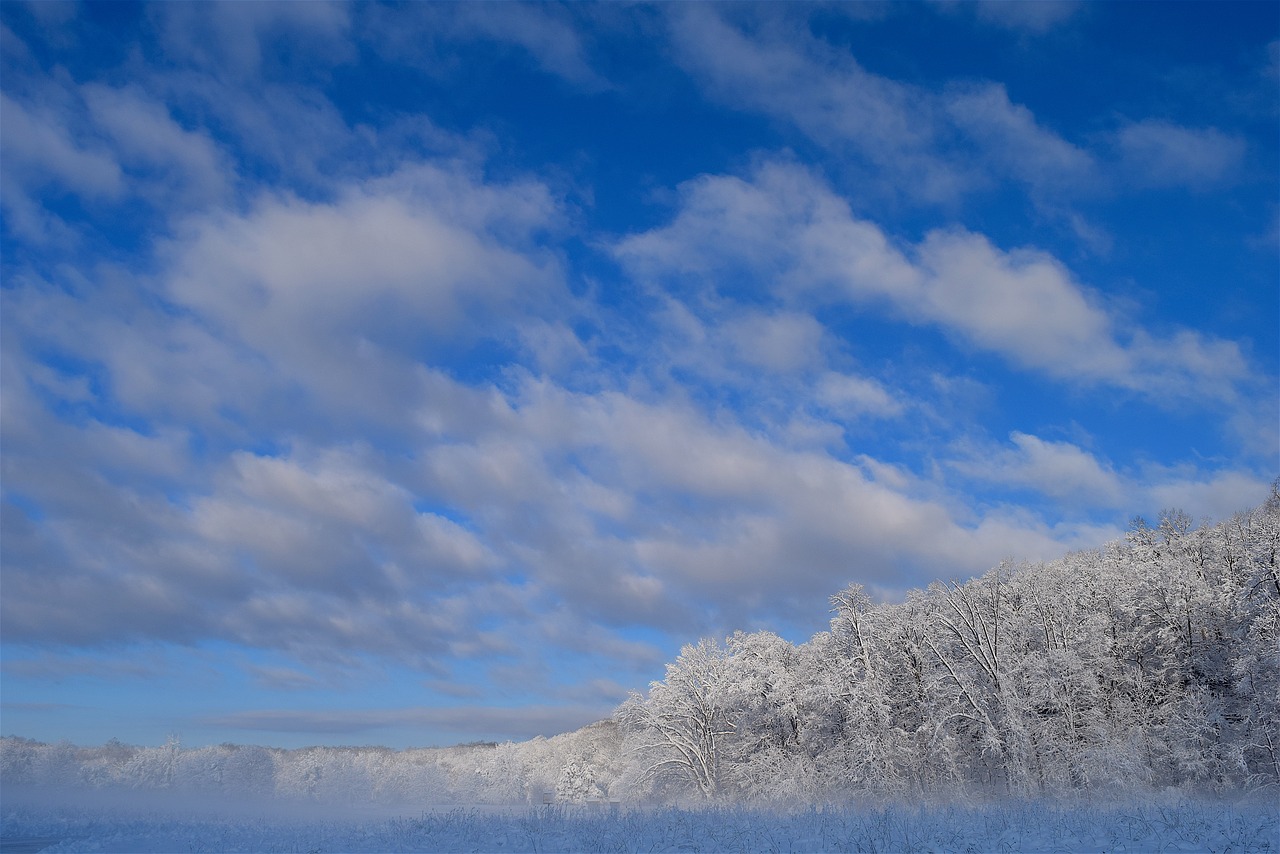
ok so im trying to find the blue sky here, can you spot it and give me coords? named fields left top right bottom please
left=1, top=1, right=1276, bottom=750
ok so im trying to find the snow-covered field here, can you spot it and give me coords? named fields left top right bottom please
left=3, top=796, right=1276, bottom=853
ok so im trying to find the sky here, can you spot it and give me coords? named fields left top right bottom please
left=0, top=1, right=1276, bottom=751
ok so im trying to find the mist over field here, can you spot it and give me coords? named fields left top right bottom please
left=2, top=799, right=1274, bottom=853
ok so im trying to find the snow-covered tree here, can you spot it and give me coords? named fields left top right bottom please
left=617, top=638, right=738, bottom=799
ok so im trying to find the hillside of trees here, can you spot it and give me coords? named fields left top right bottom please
left=3, top=490, right=1277, bottom=806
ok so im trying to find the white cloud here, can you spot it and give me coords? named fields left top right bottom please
left=1, top=266, right=266, bottom=429
left=636, top=299, right=831, bottom=392
left=82, top=83, right=232, bottom=206
left=153, top=0, right=353, bottom=78
left=666, top=7, right=1097, bottom=206
left=0, top=90, right=122, bottom=242
left=162, top=163, right=563, bottom=420
left=950, top=432, right=1127, bottom=506
left=4, top=126, right=1266, bottom=702
left=722, top=310, right=825, bottom=373
left=944, top=82, right=1095, bottom=195
left=0, top=327, right=518, bottom=667
left=617, top=160, right=1254, bottom=402
left=0, top=91, right=123, bottom=199
left=945, top=433, right=1273, bottom=525
left=1115, top=120, right=1246, bottom=191
left=450, top=4, right=609, bottom=91
left=667, top=6, right=969, bottom=204
left=191, top=445, right=500, bottom=603
left=151, top=71, right=375, bottom=194
left=816, top=373, right=903, bottom=419
left=0, top=74, right=234, bottom=241
left=1141, top=469, right=1273, bottom=524
left=469, top=381, right=1078, bottom=623
left=971, top=0, right=1082, bottom=33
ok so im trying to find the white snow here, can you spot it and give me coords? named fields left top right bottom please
left=3, top=796, right=1276, bottom=853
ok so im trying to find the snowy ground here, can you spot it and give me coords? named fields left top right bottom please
left=2, top=796, right=1277, bottom=853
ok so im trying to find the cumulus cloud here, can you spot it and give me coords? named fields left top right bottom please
left=1, top=277, right=1090, bottom=672
left=946, top=433, right=1271, bottom=524
left=949, top=432, right=1127, bottom=506
left=425, top=382, right=1082, bottom=629
left=721, top=310, right=826, bottom=373
left=816, top=373, right=903, bottom=419
left=0, top=432, right=523, bottom=676
left=159, top=162, right=564, bottom=426
left=3, top=139, right=1268, bottom=727
left=616, top=160, right=1253, bottom=402
left=4, top=260, right=527, bottom=666
left=912, top=229, right=1126, bottom=377
left=1141, top=469, right=1275, bottom=524
left=192, top=447, right=498, bottom=597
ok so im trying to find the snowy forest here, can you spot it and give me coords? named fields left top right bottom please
left=617, top=491, right=1280, bottom=802
left=4, top=491, right=1278, bottom=807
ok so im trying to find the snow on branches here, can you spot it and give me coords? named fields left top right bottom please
left=618, top=492, right=1280, bottom=800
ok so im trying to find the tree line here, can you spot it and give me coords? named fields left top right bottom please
left=617, top=487, right=1280, bottom=801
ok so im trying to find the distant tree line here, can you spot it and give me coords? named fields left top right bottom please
left=3, top=489, right=1276, bottom=805
left=0, top=723, right=623, bottom=805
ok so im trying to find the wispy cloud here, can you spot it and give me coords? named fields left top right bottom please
left=1114, top=120, right=1246, bottom=191
left=943, top=82, right=1095, bottom=196
left=666, top=7, right=1098, bottom=207
left=152, top=1, right=353, bottom=78
left=448, top=3, right=610, bottom=91
left=666, top=6, right=972, bottom=204
left=81, top=83, right=233, bottom=206
left=964, top=0, right=1083, bottom=34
